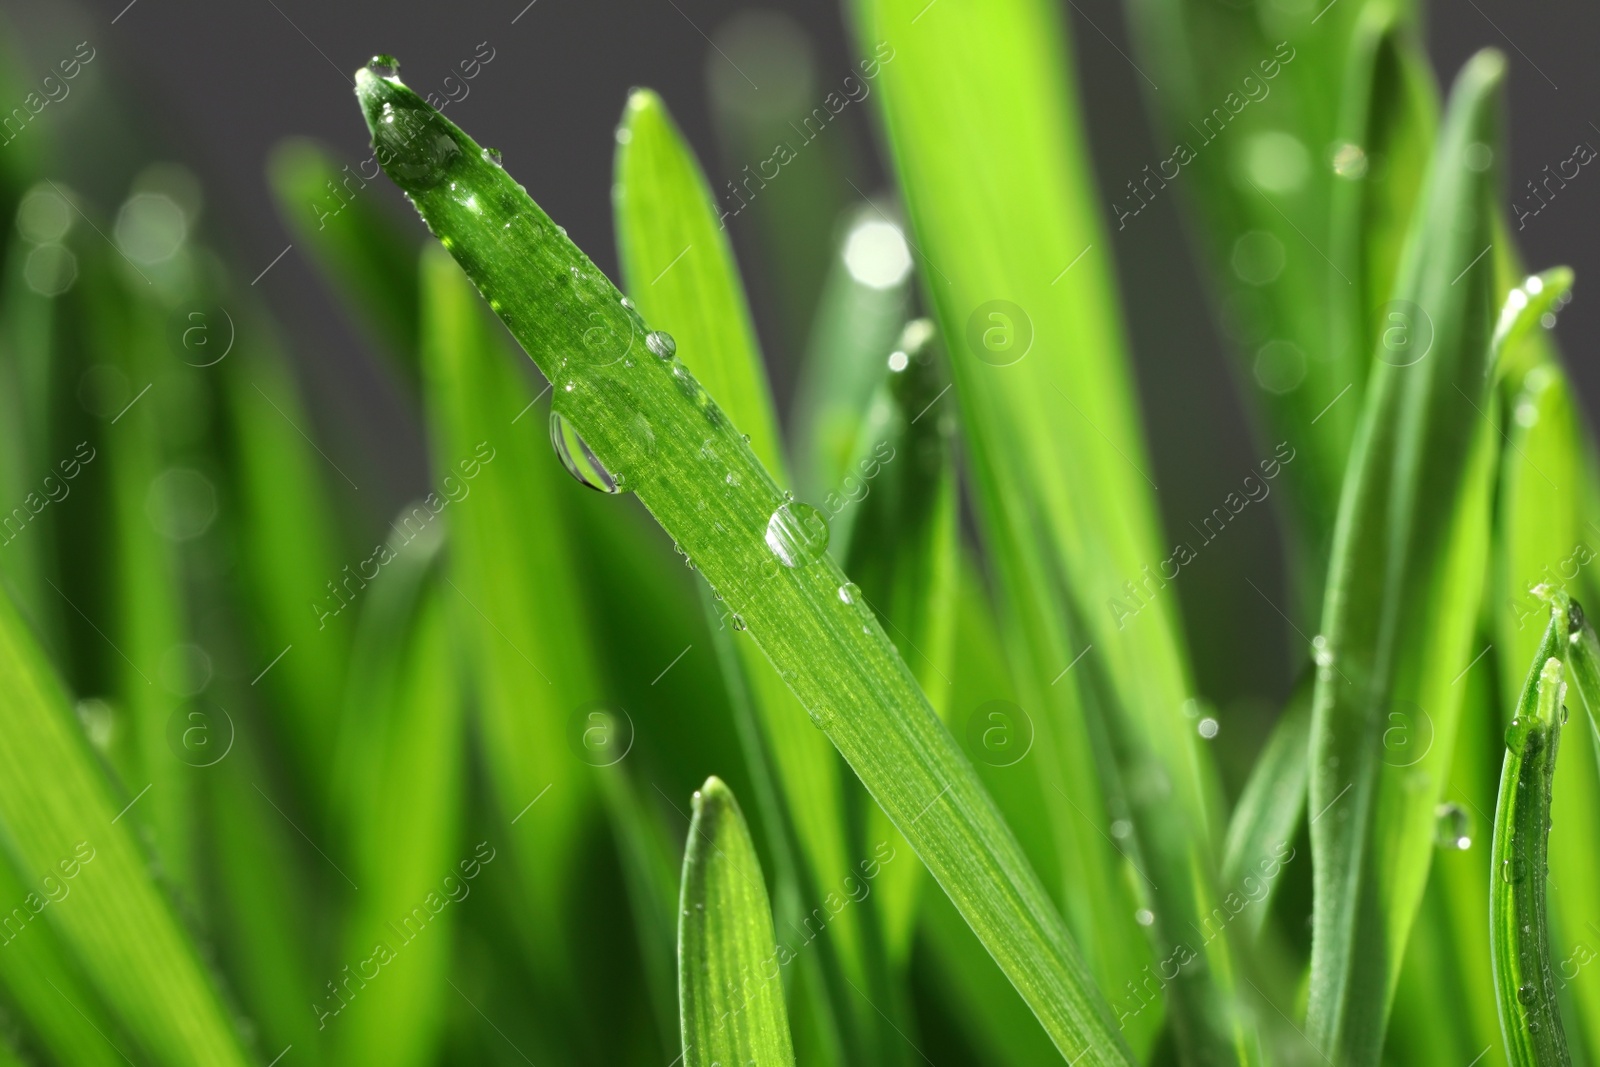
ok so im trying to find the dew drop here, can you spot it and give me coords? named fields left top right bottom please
left=645, top=330, right=677, bottom=359
left=620, top=296, right=635, bottom=311
left=1135, top=908, right=1155, bottom=927
left=482, top=146, right=503, bottom=167
left=765, top=502, right=830, bottom=568
left=367, top=54, right=401, bottom=79
left=1506, top=718, right=1528, bottom=754
left=1501, top=856, right=1527, bottom=883
left=838, top=582, right=860, bottom=605
left=1518, top=982, right=1537, bottom=1006
left=1433, top=802, right=1472, bottom=850
left=371, top=98, right=461, bottom=192
left=549, top=411, right=626, bottom=494
left=731, top=614, right=747, bottom=632
left=1197, top=717, right=1219, bottom=740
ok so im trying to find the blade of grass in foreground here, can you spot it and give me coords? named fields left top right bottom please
left=1307, top=50, right=1507, bottom=1065
left=0, top=584, right=250, bottom=1065
left=1491, top=610, right=1571, bottom=1066
left=356, top=63, right=1129, bottom=1065
left=1220, top=680, right=1310, bottom=940
left=679, top=777, right=796, bottom=1067
left=856, top=0, right=1244, bottom=1059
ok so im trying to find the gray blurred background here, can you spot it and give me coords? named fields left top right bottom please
left=3, top=0, right=1594, bottom=728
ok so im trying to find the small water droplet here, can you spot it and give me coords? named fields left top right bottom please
left=1135, top=908, right=1155, bottom=927
left=1562, top=704, right=1570, bottom=725
left=1501, top=856, right=1527, bottom=883
left=1433, top=803, right=1472, bottom=850
left=724, top=471, right=741, bottom=487
left=838, top=582, right=860, bottom=605
left=620, top=296, right=635, bottom=311
left=367, top=54, right=401, bottom=79
left=1518, top=982, right=1538, bottom=1006
left=482, top=146, right=503, bottom=167
left=645, top=330, right=677, bottom=359
left=1110, top=819, right=1132, bottom=839
left=1197, top=717, right=1219, bottom=740
left=555, top=225, right=567, bottom=238
left=1528, top=1019, right=1541, bottom=1034
left=1570, top=599, right=1587, bottom=633
left=731, top=614, right=747, bottom=632
left=765, top=502, right=830, bottom=568
left=1506, top=718, right=1528, bottom=754
left=550, top=411, right=626, bottom=494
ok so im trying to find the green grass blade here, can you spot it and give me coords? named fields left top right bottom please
left=268, top=137, right=420, bottom=375
left=356, top=64, right=1130, bottom=1065
left=1492, top=614, right=1572, bottom=1066
left=0, top=585, right=251, bottom=1065
left=1221, top=679, right=1310, bottom=939
left=678, top=777, right=796, bottom=1067
left=856, top=0, right=1254, bottom=1059
left=1307, top=50, right=1508, bottom=1065
left=789, top=207, right=913, bottom=503
left=328, top=527, right=462, bottom=1066
left=612, top=86, right=872, bottom=1054
left=839, top=320, right=959, bottom=965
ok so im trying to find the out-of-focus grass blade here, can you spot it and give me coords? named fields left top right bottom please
left=418, top=244, right=678, bottom=1059
left=789, top=206, right=913, bottom=502
left=1329, top=12, right=1438, bottom=429
left=219, top=339, right=351, bottom=801
left=0, top=847, right=128, bottom=1066
left=838, top=320, right=958, bottom=964
left=0, top=585, right=251, bottom=1064
left=1221, top=679, right=1310, bottom=939
left=328, top=524, right=462, bottom=1066
left=1491, top=613, right=1572, bottom=1066
left=1307, top=50, right=1507, bottom=1066
left=268, top=137, right=419, bottom=374
left=613, top=87, right=871, bottom=1054
left=1490, top=269, right=1574, bottom=386
left=82, top=256, right=200, bottom=899
left=678, top=776, right=796, bottom=1067
left=857, top=0, right=1252, bottom=1060
left=357, top=64, right=1131, bottom=1065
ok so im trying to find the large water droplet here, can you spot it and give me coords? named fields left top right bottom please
left=367, top=54, right=401, bottom=79
left=550, top=411, right=625, bottom=494
left=765, top=502, right=830, bottom=568
left=646, top=330, right=677, bottom=359
left=371, top=98, right=461, bottom=192
left=1433, top=802, right=1472, bottom=850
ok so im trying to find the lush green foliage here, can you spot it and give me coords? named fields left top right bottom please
left=0, top=1, right=1592, bottom=1065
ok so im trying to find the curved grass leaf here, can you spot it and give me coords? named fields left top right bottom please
left=1307, top=50, right=1507, bottom=1065
left=1220, top=679, right=1310, bottom=939
left=855, top=0, right=1249, bottom=1059
left=678, top=777, right=796, bottom=1067
left=613, top=86, right=873, bottom=1058
left=327, top=526, right=462, bottom=1066
left=1491, top=614, right=1571, bottom=1066
left=355, top=64, right=1130, bottom=1065
left=0, top=585, right=251, bottom=1065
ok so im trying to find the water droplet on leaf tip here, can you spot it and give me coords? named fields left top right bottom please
left=367, top=54, right=401, bottom=78
left=645, top=330, right=677, bottom=359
